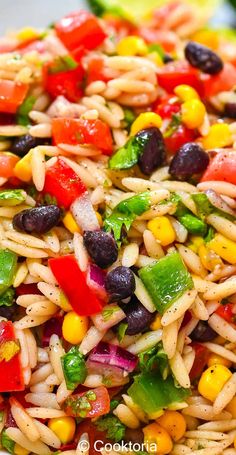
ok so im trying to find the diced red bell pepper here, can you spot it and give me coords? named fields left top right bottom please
left=16, top=283, right=42, bottom=296
left=43, top=62, right=85, bottom=102
left=49, top=255, right=103, bottom=316
left=189, top=343, right=209, bottom=380
left=0, top=152, right=19, bottom=178
left=52, top=118, right=113, bottom=155
left=202, top=63, right=236, bottom=98
left=215, top=303, right=235, bottom=324
left=0, top=80, right=29, bottom=114
left=138, top=28, right=177, bottom=52
left=43, top=158, right=86, bottom=209
left=0, top=321, right=24, bottom=392
left=55, top=10, right=106, bottom=51
left=63, top=386, right=110, bottom=418
left=157, top=61, right=203, bottom=94
left=154, top=95, right=181, bottom=119
left=201, top=151, right=236, bottom=185
left=87, top=57, right=111, bottom=85
left=103, top=14, right=136, bottom=37
left=165, top=125, right=196, bottom=154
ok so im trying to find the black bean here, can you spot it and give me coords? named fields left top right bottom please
left=136, top=127, right=166, bottom=175
left=105, top=266, right=135, bottom=302
left=13, top=205, right=61, bottom=234
left=121, top=296, right=155, bottom=335
left=0, top=303, right=17, bottom=320
left=224, top=103, right=236, bottom=119
left=123, top=428, right=144, bottom=445
left=83, top=230, right=118, bottom=269
left=191, top=321, right=217, bottom=342
left=11, top=135, right=50, bottom=157
left=185, top=41, right=223, bottom=75
left=169, top=142, right=209, bottom=180
left=163, top=54, right=174, bottom=63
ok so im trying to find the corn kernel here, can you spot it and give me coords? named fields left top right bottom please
left=198, top=244, right=222, bottom=271
left=188, top=236, right=204, bottom=253
left=62, top=311, right=89, bottom=344
left=198, top=364, right=232, bottom=402
left=174, top=84, right=199, bottom=102
left=147, top=216, right=176, bottom=247
left=131, top=112, right=162, bottom=136
left=192, top=30, right=219, bottom=50
left=96, top=211, right=103, bottom=227
left=143, top=422, right=173, bottom=454
left=17, top=27, right=38, bottom=42
left=117, top=36, right=148, bottom=56
left=14, top=445, right=30, bottom=455
left=207, top=353, right=232, bottom=369
left=226, top=396, right=236, bottom=419
left=63, top=211, right=81, bottom=234
left=150, top=314, right=162, bottom=331
left=14, top=151, right=32, bottom=182
left=48, top=417, right=76, bottom=444
left=157, top=411, right=186, bottom=442
left=60, top=291, right=72, bottom=312
left=181, top=99, right=206, bottom=129
left=208, top=234, right=236, bottom=265
left=202, top=123, right=233, bottom=149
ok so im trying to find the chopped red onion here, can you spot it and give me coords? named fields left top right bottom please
left=87, top=264, right=107, bottom=301
left=71, top=192, right=99, bottom=232
left=88, top=341, right=138, bottom=373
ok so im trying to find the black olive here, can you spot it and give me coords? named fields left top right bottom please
left=136, top=127, right=166, bottom=175
left=13, top=205, right=61, bottom=234
left=169, top=142, right=209, bottom=180
left=121, top=296, right=155, bottom=335
left=11, top=135, right=50, bottom=157
left=190, top=321, right=217, bottom=342
left=83, top=230, right=118, bottom=269
left=185, top=41, right=223, bottom=75
left=224, top=103, right=236, bottom=119
left=123, top=428, right=144, bottom=445
left=105, top=266, right=135, bottom=302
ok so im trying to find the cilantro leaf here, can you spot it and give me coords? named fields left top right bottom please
left=138, top=342, right=170, bottom=379
left=117, top=322, right=128, bottom=343
left=104, top=210, right=135, bottom=243
left=61, top=347, right=87, bottom=391
left=95, top=415, right=125, bottom=442
left=0, top=288, right=15, bottom=307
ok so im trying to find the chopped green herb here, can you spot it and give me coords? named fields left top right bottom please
left=1, top=429, right=15, bottom=454
left=109, top=133, right=149, bottom=170
left=95, top=415, right=125, bottom=442
left=0, top=250, right=18, bottom=296
left=61, top=346, right=87, bottom=391
left=164, top=113, right=182, bottom=139
left=102, top=305, right=120, bottom=321
left=192, top=193, right=236, bottom=222
left=138, top=342, right=169, bottom=379
left=123, top=108, right=136, bottom=131
left=0, top=288, right=15, bottom=307
left=147, top=43, right=165, bottom=58
left=16, top=95, right=36, bottom=126
left=48, top=55, right=78, bottom=74
left=117, top=322, right=128, bottom=343
left=110, top=399, right=120, bottom=411
left=0, top=189, right=25, bottom=207
left=204, top=226, right=215, bottom=243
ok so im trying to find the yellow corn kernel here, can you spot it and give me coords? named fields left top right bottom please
left=96, top=211, right=103, bottom=227
left=62, top=311, right=89, bottom=344
left=48, top=417, right=76, bottom=444
left=150, top=314, right=162, bottom=331
left=202, top=123, right=233, bottom=149
left=16, top=27, right=38, bottom=42
left=14, top=445, right=30, bottom=455
left=14, top=151, right=32, bottom=182
left=148, top=51, right=163, bottom=67
left=174, top=84, right=199, bottom=102
left=59, top=291, right=72, bottom=312
left=63, top=211, right=81, bottom=234
left=207, top=353, right=232, bottom=369
left=192, top=30, right=219, bottom=51
left=143, top=422, right=173, bottom=454
left=181, top=99, right=206, bottom=129
left=147, top=216, right=175, bottom=247
left=208, top=234, right=236, bottom=265
left=131, top=112, right=162, bottom=136
left=157, top=411, right=186, bottom=442
left=188, top=236, right=204, bottom=253
left=117, top=36, right=148, bottom=56
left=198, top=364, right=232, bottom=402
left=226, top=396, right=236, bottom=419
left=198, top=244, right=222, bottom=271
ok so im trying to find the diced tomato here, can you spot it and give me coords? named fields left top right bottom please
left=63, top=386, right=110, bottom=418
left=202, top=63, right=236, bottom=98
left=87, top=57, right=111, bottom=85
left=0, top=321, right=24, bottom=392
left=165, top=125, right=196, bottom=154
left=139, top=28, right=177, bottom=52
left=215, top=303, right=235, bottom=324
left=154, top=96, right=181, bottom=119
left=43, top=63, right=84, bottom=102
left=71, top=45, right=86, bottom=62
left=157, top=61, right=203, bottom=94
left=49, top=255, right=103, bottom=316
left=43, top=158, right=87, bottom=209
left=76, top=420, right=108, bottom=455
left=201, top=151, right=236, bottom=185
left=103, top=14, right=136, bottom=37
left=55, top=10, right=106, bottom=51
left=0, top=80, right=29, bottom=114
left=190, top=343, right=209, bottom=380
left=52, top=118, right=113, bottom=154
left=0, top=152, right=19, bottom=178
left=16, top=283, right=42, bottom=296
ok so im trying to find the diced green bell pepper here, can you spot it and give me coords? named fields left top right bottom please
left=128, top=372, right=190, bottom=416
left=0, top=190, right=25, bottom=206
left=178, top=213, right=207, bottom=236
left=138, top=252, right=193, bottom=314
left=192, top=193, right=236, bottom=222
left=0, top=250, right=17, bottom=296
